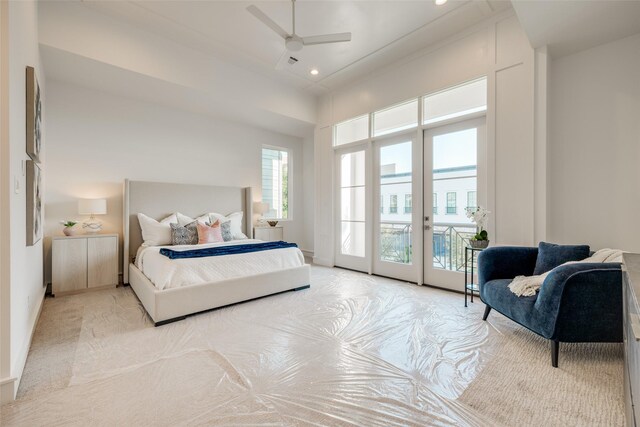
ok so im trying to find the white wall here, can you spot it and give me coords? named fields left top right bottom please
left=1, top=0, right=47, bottom=403
left=43, top=81, right=312, bottom=283
left=314, top=11, right=541, bottom=268
left=302, top=135, right=315, bottom=257
left=548, top=33, right=640, bottom=251
left=38, top=1, right=316, bottom=137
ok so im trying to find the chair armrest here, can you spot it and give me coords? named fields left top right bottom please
left=478, top=246, right=538, bottom=285
left=534, top=263, right=623, bottom=340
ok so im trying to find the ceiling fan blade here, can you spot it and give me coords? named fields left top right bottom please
left=302, top=32, right=352, bottom=46
left=247, top=5, right=289, bottom=39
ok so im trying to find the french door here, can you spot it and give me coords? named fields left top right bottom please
left=423, top=117, right=486, bottom=290
left=334, top=118, right=486, bottom=290
left=373, top=135, right=419, bottom=282
left=334, top=134, right=420, bottom=282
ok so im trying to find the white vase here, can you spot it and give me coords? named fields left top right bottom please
left=63, top=226, right=76, bottom=236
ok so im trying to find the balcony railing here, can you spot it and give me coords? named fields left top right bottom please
left=432, top=222, right=476, bottom=271
left=377, top=221, right=477, bottom=271
left=380, top=222, right=412, bottom=264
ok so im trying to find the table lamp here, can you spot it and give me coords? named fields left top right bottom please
left=253, top=202, right=270, bottom=226
left=78, top=198, right=107, bottom=233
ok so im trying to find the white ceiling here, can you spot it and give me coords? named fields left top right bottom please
left=512, top=0, right=640, bottom=58
left=78, top=0, right=511, bottom=93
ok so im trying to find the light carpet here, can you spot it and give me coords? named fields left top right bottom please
left=1, top=266, right=623, bottom=426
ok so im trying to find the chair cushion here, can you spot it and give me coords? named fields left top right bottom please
left=533, top=242, right=590, bottom=275
left=481, top=279, right=543, bottom=335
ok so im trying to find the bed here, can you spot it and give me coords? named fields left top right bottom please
left=123, top=179, right=311, bottom=326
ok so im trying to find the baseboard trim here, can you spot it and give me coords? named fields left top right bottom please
left=300, top=249, right=314, bottom=258
left=0, top=376, right=16, bottom=386
left=0, top=377, right=16, bottom=404
left=3, top=288, right=46, bottom=403
left=312, top=257, right=334, bottom=267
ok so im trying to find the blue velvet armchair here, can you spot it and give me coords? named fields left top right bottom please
left=478, top=246, right=623, bottom=367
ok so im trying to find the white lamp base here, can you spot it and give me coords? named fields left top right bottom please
left=83, top=221, right=102, bottom=233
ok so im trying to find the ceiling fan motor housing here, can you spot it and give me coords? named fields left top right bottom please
left=285, top=35, right=304, bottom=52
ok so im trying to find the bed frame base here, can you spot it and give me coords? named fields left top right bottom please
left=152, top=283, right=311, bottom=326
left=129, top=263, right=311, bottom=325
left=154, top=316, right=187, bottom=327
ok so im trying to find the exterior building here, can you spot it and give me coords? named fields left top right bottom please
left=380, top=164, right=477, bottom=269
left=380, top=164, right=477, bottom=225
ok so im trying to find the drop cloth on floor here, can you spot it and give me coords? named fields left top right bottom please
left=1, top=266, right=622, bottom=426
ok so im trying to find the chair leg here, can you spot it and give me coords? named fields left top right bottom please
left=551, top=340, right=559, bottom=368
left=482, top=305, right=491, bottom=321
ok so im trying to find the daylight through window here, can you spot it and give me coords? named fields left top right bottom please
left=262, top=147, right=289, bottom=219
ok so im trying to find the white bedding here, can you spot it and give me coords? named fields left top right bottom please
left=135, top=239, right=305, bottom=290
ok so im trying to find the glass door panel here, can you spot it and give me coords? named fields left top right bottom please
left=374, top=137, right=418, bottom=282
left=335, top=149, right=369, bottom=271
left=424, top=118, right=485, bottom=290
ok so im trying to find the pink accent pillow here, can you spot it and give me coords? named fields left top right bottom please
left=197, top=220, right=224, bottom=244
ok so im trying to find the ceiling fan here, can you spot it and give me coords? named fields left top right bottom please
left=247, top=0, right=352, bottom=52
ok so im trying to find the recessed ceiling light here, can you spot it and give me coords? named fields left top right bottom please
left=310, top=68, right=319, bottom=76
left=435, top=0, right=447, bottom=5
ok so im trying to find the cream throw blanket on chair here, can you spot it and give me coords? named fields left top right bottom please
left=508, top=248, right=624, bottom=297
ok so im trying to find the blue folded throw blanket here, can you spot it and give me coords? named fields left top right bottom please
left=160, top=241, right=298, bottom=260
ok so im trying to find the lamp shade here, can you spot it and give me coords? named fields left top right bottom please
left=253, top=202, right=270, bottom=215
left=78, top=198, right=107, bottom=215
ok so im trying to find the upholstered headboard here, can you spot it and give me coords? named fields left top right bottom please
left=123, top=179, right=253, bottom=283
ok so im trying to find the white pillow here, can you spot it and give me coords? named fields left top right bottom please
left=198, top=211, right=247, bottom=240
left=137, top=213, right=193, bottom=246
left=195, top=213, right=217, bottom=224
left=175, top=212, right=195, bottom=226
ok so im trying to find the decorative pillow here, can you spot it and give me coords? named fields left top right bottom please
left=198, top=211, right=248, bottom=240
left=175, top=212, right=195, bottom=226
left=533, top=242, right=590, bottom=275
left=170, top=221, right=198, bottom=245
left=138, top=213, right=178, bottom=246
left=197, top=220, right=224, bottom=244
left=220, top=221, right=233, bottom=242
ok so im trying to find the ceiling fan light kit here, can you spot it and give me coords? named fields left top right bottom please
left=248, top=0, right=352, bottom=55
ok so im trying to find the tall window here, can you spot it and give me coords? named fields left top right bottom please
left=340, top=151, right=365, bottom=257
left=446, top=192, right=456, bottom=214
left=262, top=147, right=290, bottom=219
left=404, top=194, right=412, bottom=214
left=389, top=195, right=398, bottom=214
left=433, top=193, right=438, bottom=215
left=466, top=191, right=477, bottom=212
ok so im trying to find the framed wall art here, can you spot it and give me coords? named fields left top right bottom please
left=26, top=66, right=42, bottom=163
left=26, top=160, right=42, bottom=246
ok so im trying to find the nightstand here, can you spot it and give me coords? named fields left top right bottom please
left=254, top=226, right=284, bottom=242
left=52, top=233, right=119, bottom=296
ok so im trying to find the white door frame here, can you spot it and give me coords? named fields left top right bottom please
left=423, top=117, right=487, bottom=291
